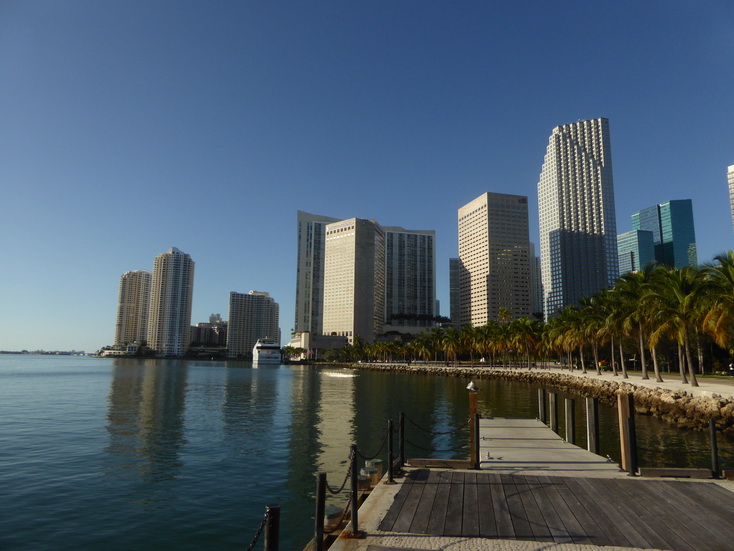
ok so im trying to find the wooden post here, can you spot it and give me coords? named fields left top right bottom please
left=264, top=504, right=280, bottom=551
left=399, top=412, right=405, bottom=467
left=474, top=413, right=481, bottom=469
left=538, top=388, right=546, bottom=424
left=469, top=391, right=478, bottom=463
left=350, top=444, right=359, bottom=536
left=564, top=398, right=575, bottom=444
left=710, top=419, right=720, bottom=479
left=627, top=417, right=638, bottom=476
left=617, top=393, right=635, bottom=472
left=549, top=392, right=558, bottom=434
left=314, top=473, right=326, bottom=551
left=387, top=419, right=394, bottom=484
left=585, top=397, right=600, bottom=455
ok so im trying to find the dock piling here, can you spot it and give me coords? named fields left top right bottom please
left=549, top=392, right=558, bottom=433
left=387, top=419, right=394, bottom=483
left=710, top=419, right=720, bottom=479
left=538, top=389, right=546, bottom=424
left=564, top=398, right=575, bottom=444
left=264, top=504, right=280, bottom=551
left=350, top=444, right=360, bottom=536
left=585, top=397, right=600, bottom=455
left=314, top=473, right=326, bottom=551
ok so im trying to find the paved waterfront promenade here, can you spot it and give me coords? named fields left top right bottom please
left=327, top=417, right=734, bottom=551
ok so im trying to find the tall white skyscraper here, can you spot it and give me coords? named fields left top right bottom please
left=382, top=227, right=436, bottom=329
left=114, top=270, right=151, bottom=346
left=457, top=192, right=531, bottom=325
left=538, top=118, right=619, bottom=318
left=227, top=291, right=280, bottom=358
left=322, top=218, right=385, bottom=343
left=294, top=211, right=341, bottom=334
left=147, top=247, right=195, bottom=357
left=728, top=165, right=734, bottom=233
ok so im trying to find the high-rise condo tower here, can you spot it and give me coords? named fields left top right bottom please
left=538, top=118, right=619, bottom=318
left=114, top=270, right=151, bottom=346
left=147, top=247, right=195, bottom=357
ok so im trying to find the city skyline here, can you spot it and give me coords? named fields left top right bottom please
left=1, top=3, right=733, bottom=352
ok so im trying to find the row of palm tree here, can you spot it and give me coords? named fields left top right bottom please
left=319, top=252, right=734, bottom=387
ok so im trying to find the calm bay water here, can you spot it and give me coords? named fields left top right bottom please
left=0, top=355, right=731, bottom=550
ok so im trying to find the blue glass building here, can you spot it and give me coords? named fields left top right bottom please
left=631, top=199, right=697, bottom=269
left=617, top=230, right=655, bottom=275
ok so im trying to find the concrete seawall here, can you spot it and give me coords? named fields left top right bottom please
left=341, top=362, right=734, bottom=433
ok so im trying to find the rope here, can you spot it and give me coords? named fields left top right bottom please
left=355, top=429, right=389, bottom=461
left=245, top=512, right=268, bottom=551
left=405, top=438, right=470, bottom=453
left=325, top=449, right=354, bottom=495
left=405, top=414, right=470, bottom=436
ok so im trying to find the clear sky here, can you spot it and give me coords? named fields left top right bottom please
left=1, top=1, right=733, bottom=352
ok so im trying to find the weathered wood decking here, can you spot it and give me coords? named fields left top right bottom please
left=327, top=418, right=734, bottom=551
left=377, top=469, right=734, bottom=550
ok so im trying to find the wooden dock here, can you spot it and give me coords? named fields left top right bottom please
left=327, top=418, right=734, bottom=551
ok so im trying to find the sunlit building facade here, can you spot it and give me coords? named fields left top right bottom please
left=322, top=218, right=385, bottom=343
left=458, top=192, right=531, bottom=325
left=728, top=165, right=734, bottom=233
left=294, top=211, right=341, bottom=335
left=227, top=291, right=280, bottom=358
left=147, top=247, right=195, bottom=357
left=114, top=270, right=151, bottom=346
left=538, top=118, right=619, bottom=319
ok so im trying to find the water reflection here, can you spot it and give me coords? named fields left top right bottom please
left=106, top=359, right=188, bottom=482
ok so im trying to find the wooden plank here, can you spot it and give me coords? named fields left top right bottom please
left=668, top=480, right=734, bottom=528
left=522, top=475, right=573, bottom=544
left=596, top=478, right=681, bottom=551
left=390, top=469, right=427, bottom=533
left=563, top=477, right=634, bottom=548
left=425, top=470, right=452, bottom=534
left=405, top=458, right=471, bottom=469
left=535, top=475, right=589, bottom=545
left=512, top=475, right=554, bottom=541
left=573, top=477, right=653, bottom=549
left=443, top=472, right=465, bottom=536
left=407, top=469, right=440, bottom=534
left=488, top=472, right=514, bottom=539
left=640, top=480, right=734, bottom=551
left=475, top=472, right=498, bottom=538
left=378, top=468, right=421, bottom=531
left=502, top=474, right=534, bottom=540
left=552, top=477, right=608, bottom=546
left=461, top=472, right=480, bottom=537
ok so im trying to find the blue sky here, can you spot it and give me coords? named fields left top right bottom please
left=1, top=1, right=733, bottom=352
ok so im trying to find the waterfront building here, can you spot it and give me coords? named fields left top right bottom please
left=294, top=210, right=341, bottom=335
left=529, top=243, right=543, bottom=319
left=227, top=291, right=280, bottom=359
left=190, top=314, right=228, bottom=347
left=449, top=258, right=461, bottom=327
left=728, top=165, right=734, bottom=233
left=114, top=270, right=151, bottom=346
left=538, top=118, right=618, bottom=319
left=147, top=248, right=195, bottom=357
left=382, top=226, right=436, bottom=331
left=617, top=230, right=655, bottom=275
left=322, top=218, right=385, bottom=343
left=457, top=192, right=531, bottom=325
left=632, top=199, right=697, bottom=269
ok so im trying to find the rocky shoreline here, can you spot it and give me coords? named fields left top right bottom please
left=342, top=362, right=734, bottom=434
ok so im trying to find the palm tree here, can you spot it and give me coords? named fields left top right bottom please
left=702, top=251, right=734, bottom=351
left=647, top=267, right=706, bottom=387
left=616, top=265, right=658, bottom=380
left=511, top=317, right=541, bottom=368
left=579, top=295, right=605, bottom=375
left=441, top=327, right=462, bottom=365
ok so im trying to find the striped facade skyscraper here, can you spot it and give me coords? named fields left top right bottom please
left=538, top=118, right=619, bottom=319
left=114, top=270, right=151, bottom=346
left=294, top=210, right=340, bottom=335
left=728, top=165, right=734, bottom=233
left=147, top=247, right=195, bottom=357
left=227, top=291, right=280, bottom=358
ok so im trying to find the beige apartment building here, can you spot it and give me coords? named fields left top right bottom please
left=457, top=192, right=531, bottom=326
left=322, top=218, right=385, bottom=343
left=114, top=270, right=151, bottom=346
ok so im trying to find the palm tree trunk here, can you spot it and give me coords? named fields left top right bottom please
left=638, top=327, right=648, bottom=379
left=579, top=346, right=587, bottom=373
left=677, top=343, right=688, bottom=384
left=695, top=330, right=704, bottom=375
left=684, top=332, right=699, bottom=387
left=610, top=337, right=618, bottom=376
left=651, top=344, right=663, bottom=383
left=593, top=343, right=601, bottom=375
left=619, top=342, right=628, bottom=378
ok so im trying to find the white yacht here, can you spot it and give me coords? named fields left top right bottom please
left=252, top=338, right=281, bottom=365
